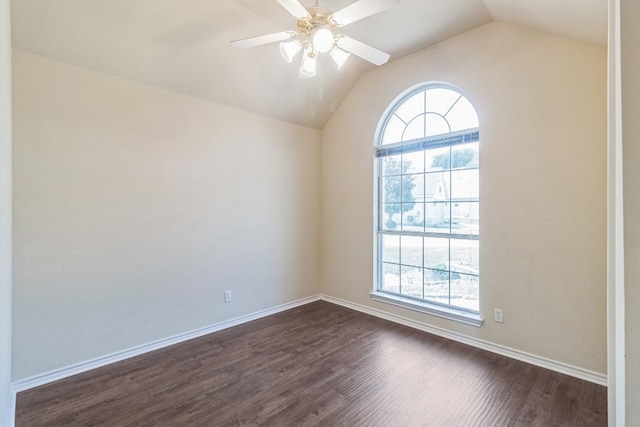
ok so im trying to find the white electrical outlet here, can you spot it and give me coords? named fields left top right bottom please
left=224, top=290, right=232, bottom=303
left=494, top=308, right=504, bottom=323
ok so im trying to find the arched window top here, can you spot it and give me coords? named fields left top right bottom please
left=377, top=83, right=479, bottom=146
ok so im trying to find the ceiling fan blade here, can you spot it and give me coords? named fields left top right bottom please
left=331, top=0, right=399, bottom=27
left=231, top=31, right=296, bottom=48
left=336, top=36, right=390, bottom=66
left=275, top=0, right=311, bottom=19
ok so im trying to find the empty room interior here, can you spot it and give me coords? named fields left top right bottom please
left=0, top=0, right=639, bottom=425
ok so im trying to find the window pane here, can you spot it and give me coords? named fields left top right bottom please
left=381, top=263, right=400, bottom=293
left=425, top=202, right=450, bottom=233
left=381, top=234, right=400, bottom=264
left=425, top=113, right=450, bottom=137
left=424, top=237, right=449, bottom=270
left=426, top=147, right=450, bottom=171
left=423, top=268, right=449, bottom=305
left=401, top=265, right=423, bottom=298
left=382, top=176, right=401, bottom=202
left=451, top=169, right=479, bottom=201
left=395, top=90, right=425, bottom=123
left=402, top=151, right=424, bottom=175
left=403, top=115, right=425, bottom=141
left=382, top=114, right=405, bottom=144
left=410, top=173, right=425, bottom=202
left=425, top=172, right=450, bottom=202
left=450, top=273, right=479, bottom=312
left=401, top=174, right=418, bottom=203
left=450, top=239, right=479, bottom=276
left=383, top=155, right=402, bottom=176
left=446, top=96, right=479, bottom=131
left=382, top=204, right=401, bottom=230
left=401, top=202, right=424, bottom=232
left=451, top=143, right=479, bottom=169
left=451, top=202, right=479, bottom=235
left=426, top=88, right=461, bottom=116
left=400, top=235, right=422, bottom=267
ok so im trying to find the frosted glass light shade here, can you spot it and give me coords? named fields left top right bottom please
left=313, top=28, right=334, bottom=53
left=330, top=46, right=351, bottom=69
left=299, top=46, right=317, bottom=79
left=280, top=39, right=303, bottom=63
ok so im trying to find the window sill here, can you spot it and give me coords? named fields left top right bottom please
left=370, top=291, right=483, bottom=327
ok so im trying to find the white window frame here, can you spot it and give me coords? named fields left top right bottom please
left=372, top=83, right=483, bottom=327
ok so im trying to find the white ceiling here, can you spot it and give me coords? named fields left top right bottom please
left=10, top=0, right=607, bottom=129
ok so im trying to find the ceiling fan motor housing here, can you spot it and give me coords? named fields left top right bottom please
left=297, top=6, right=338, bottom=36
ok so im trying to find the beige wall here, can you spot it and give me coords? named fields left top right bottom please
left=1, top=0, right=12, bottom=423
left=10, top=17, right=611, bottom=397
left=12, top=51, right=321, bottom=380
left=321, top=21, right=607, bottom=374
left=622, top=0, right=640, bottom=422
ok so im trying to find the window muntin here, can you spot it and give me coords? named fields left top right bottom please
left=376, top=84, right=479, bottom=313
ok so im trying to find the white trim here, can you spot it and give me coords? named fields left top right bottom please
left=320, top=294, right=608, bottom=386
left=4, top=390, right=14, bottom=427
left=370, top=291, right=483, bottom=327
left=11, top=295, right=320, bottom=393
left=607, top=0, right=625, bottom=424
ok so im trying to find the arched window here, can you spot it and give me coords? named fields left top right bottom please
left=373, top=83, right=481, bottom=325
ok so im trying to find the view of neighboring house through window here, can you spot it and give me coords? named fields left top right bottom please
left=375, top=83, right=480, bottom=314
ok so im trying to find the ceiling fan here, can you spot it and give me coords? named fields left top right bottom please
left=231, top=0, right=399, bottom=79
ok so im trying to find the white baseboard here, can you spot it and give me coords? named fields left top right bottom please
left=12, top=295, right=321, bottom=394
left=319, top=294, right=607, bottom=386
left=10, top=291, right=606, bottom=405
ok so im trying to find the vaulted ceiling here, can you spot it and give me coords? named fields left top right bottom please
left=10, top=0, right=607, bottom=129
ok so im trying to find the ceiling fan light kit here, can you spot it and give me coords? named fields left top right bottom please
left=312, top=28, right=334, bottom=53
left=299, top=45, right=318, bottom=78
left=280, top=39, right=303, bottom=63
left=231, top=0, right=398, bottom=79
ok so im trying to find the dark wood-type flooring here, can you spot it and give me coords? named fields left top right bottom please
left=15, top=301, right=607, bottom=426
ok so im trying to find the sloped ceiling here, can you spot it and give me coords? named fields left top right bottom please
left=10, top=0, right=606, bottom=129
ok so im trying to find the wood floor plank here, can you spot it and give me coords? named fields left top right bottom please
left=15, top=301, right=607, bottom=426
